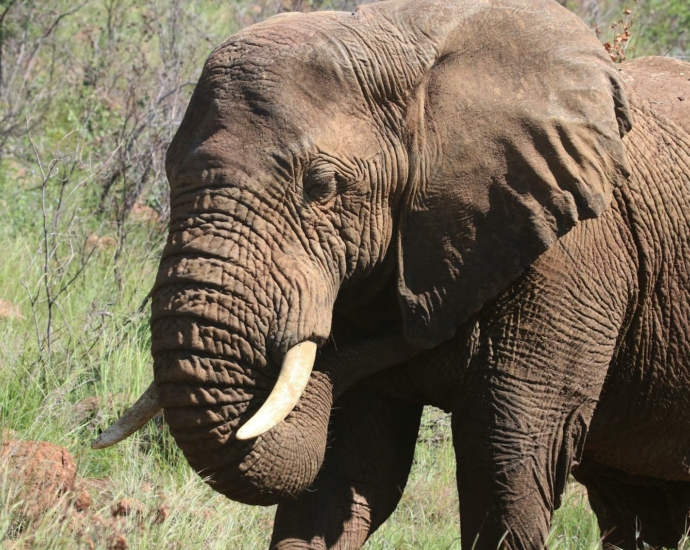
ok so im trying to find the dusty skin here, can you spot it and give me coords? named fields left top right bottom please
left=97, top=0, right=690, bottom=547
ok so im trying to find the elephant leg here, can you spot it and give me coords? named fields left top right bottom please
left=452, top=385, right=596, bottom=549
left=450, top=262, right=628, bottom=548
left=269, top=387, right=423, bottom=550
left=574, top=466, right=689, bottom=549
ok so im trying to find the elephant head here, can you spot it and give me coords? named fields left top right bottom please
left=95, top=0, right=631, bottom=506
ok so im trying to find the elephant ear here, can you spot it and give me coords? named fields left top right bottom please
left=396, top=1, right=632, bottom=349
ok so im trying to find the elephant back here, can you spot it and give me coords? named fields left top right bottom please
left=619, top=57, right=690, bottom=133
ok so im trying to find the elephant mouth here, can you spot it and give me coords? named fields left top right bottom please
left=235, top=340, right=316, bottom=440
left=91, top=340, right=318, bottom=449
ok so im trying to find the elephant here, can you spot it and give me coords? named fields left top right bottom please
left=92, top=0, right=690, bottom=547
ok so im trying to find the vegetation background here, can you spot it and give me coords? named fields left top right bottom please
left=0, top=0, right=688, bottom=547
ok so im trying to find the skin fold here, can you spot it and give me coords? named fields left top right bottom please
left=148, top=0, right=690, bottom=547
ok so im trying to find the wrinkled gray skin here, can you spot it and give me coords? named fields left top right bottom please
left=151, top=0, right=690, bottom=547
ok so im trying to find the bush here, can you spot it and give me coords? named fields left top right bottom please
left=559, top=0, right=690, bottom=58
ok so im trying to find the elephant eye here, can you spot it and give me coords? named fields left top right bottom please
left=304, top=166, right=345, bottom=203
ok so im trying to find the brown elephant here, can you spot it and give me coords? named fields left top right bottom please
left=93, top=0, right=690, bottom=547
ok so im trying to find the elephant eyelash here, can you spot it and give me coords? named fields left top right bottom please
left=303, top=157, right=363, bottom=203
left=300, top=146, right=387, bottom=204
left=303, top=168, right=351, bottom=203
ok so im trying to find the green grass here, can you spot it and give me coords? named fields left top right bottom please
left=0, top=219, right=279, bottom=548
left=1, top=0, right=689, bottom=547
left=367, top=411, right=461, bottom=549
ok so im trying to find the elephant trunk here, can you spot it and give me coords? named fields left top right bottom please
left=149, top=203, right=336, bottom=505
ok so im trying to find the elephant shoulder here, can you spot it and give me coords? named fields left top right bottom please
left=618, top=56, right=690, bottom=132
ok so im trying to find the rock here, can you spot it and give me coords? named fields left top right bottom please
left=85, top=234, right=118, bottom=252
left=129, top=202, right=159, bottom=223
left=0, top=299, right=22, bottom=320
left=79, top=477, right=113, bottom=497
left=73, top=394, right=127, bottom=427
left=1, top=440, right=77, bottom=520
left=72, top=396, right=100, bottom=424
left=98, top=236, right=118, bottom=250
left=152, top=504, right=169, bottom=525
left=73, top=489, right=92, bottom=512
left=85, top=233, right=99, bottom=251
left=66, top=508, right=89, bottom=537
left=108, top=534, right=128, bottom=550
left=111, top=498, right=145, bottom=518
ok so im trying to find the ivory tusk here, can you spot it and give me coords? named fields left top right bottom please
left=91, top=382, right=161, bottom=450
left=236, top=341, right=317, bottom=441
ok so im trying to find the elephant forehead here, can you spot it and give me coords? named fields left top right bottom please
left=202, top=16, right=365, bottom=109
